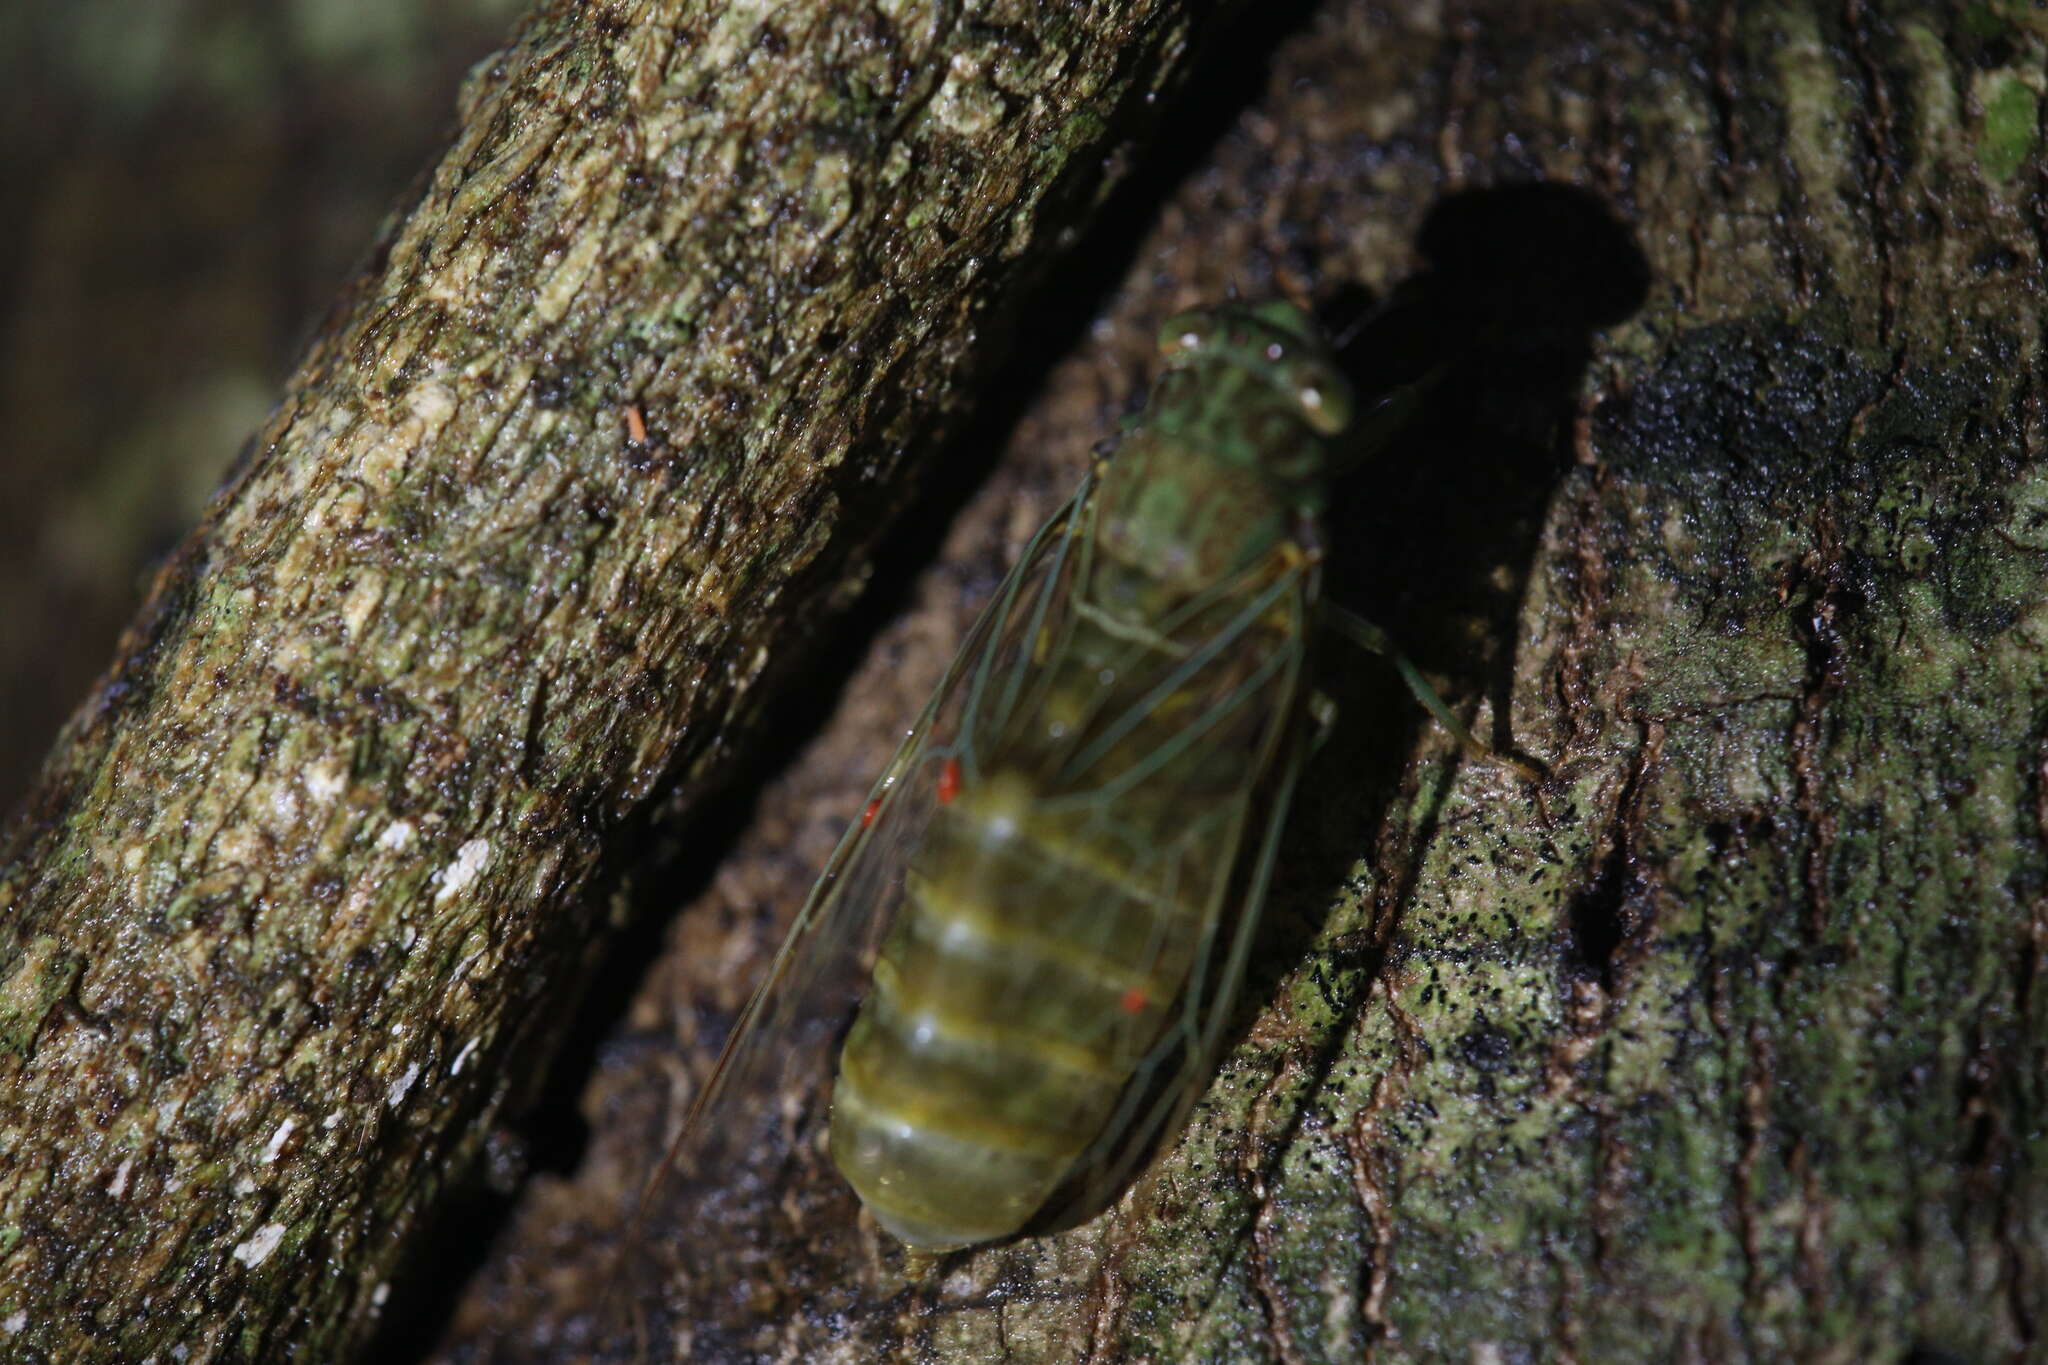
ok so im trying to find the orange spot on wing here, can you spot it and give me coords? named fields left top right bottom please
left=1120, top=987, right=1149, bottom=1015
left=936, top=757, right=962, bottom=804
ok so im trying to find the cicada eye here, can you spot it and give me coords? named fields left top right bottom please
left=1157, top=310, right=1217, bottom=359
left=1287, top=361, right=1352, bottom=435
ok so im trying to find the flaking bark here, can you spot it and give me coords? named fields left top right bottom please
left=440, top=1, right=2048, bottom=1362
left=0, top=0, right=1223, bottom=1359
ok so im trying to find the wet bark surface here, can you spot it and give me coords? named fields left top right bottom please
left=5, top=1, right=2045, bottom=1362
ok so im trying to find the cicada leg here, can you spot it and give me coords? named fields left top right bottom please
left=1323, top=605, right=1546, bottom=784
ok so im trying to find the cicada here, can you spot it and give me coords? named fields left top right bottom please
left=633, top=301, right=1493, bottom=1345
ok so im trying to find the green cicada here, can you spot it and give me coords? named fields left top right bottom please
left=645, top=301, right=1493, bottom=1318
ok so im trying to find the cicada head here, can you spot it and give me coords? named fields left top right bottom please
left=1153, top=302, right=1355, bottom=499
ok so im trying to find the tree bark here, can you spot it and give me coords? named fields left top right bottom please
left=434, top=1, right=2048, bottom=1362
left=0, top=0, right=1224, bottom=1359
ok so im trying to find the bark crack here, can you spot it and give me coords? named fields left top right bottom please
left=1733, top=1023, right=1776, bottom=1355
left=1343, top=979, right=1416, bottom=1363
left=1710, top=0, right=1744, bottom=196
left=1436, top=8, right=1478, bottom=187
left=1078, top=1230, right=1132, bottom=1364
left=1564, top=716, right=1662, bottom=990
left=1786, top=515, right=1850, bottom=943
left=1842, top=0, right=1900, bottom=346
left=1243, top=1054, right=1310, bottom=1365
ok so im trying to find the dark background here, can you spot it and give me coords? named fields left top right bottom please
left=0, top=0, right=521, bottom=812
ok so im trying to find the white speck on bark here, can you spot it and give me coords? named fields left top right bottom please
left=388, top=1062, right=422, bottom=1108
left=451, top=1036, right=481, bottom=1075
left=262, top=1118, right=297, bottom=1163
left=232, top=1223, right=287, bottom=1267
left=107, top=1157, right=133, bottom=1197
left=409, top=379, right=457, bottom=425
left=435, top=838, right=491, bottom=902
left=377, top=819, right=416, bottom=852
left=340, top=571, right=386, bottom=637
left=934, top=51, right=1006, bottom=136
left=215, top=824, right=260, bottom=867
left=303, top=760, right=347, bottom=802
left=3, top=1311, right=25, bottom=1334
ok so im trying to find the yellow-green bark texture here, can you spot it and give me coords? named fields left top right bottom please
left=433, top=2, right=2048, bottom=1363
left=0, top=0, right=1225, bottom=1359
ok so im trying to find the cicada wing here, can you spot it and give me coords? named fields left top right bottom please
left=623, top=472, right=1101, bottom=1347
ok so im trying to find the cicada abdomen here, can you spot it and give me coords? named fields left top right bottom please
left=634, top=304, right=1360, bottom=1344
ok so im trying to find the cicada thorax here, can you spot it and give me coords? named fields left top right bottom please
left=828, top=364, right=1327, bottom=1248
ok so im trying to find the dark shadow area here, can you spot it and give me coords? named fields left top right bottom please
left=1322, top=181, right=1648, bottom=735
left=374, top=1, right=1332, bottom=1358
left=1225, top=181, right=1648, bottom=1216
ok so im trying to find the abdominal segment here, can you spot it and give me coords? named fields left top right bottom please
left=828, top=766, right=1223, bottom=1248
